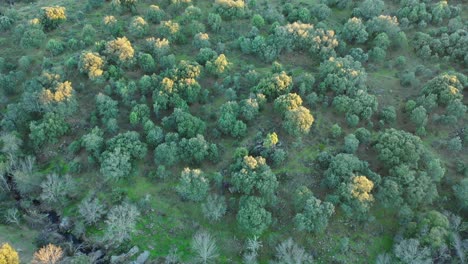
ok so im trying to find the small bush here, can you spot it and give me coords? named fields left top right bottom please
left=46, top=39, right=65, bottom=56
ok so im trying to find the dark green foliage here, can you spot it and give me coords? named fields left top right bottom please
left=146, top=5, right=165, bottom=24
left=207, top=13, right=222, bottom=32
left=100, top=131, right=147, bottom=181
left=380, top=106, right=396, bottom=124
left=344, top=134, right=359, bottom=153
left=353, top=0, right=384, bottom=20
left=217, top=101, right=247, bottom=138
left=179, top=135, right=217, bottom=164
left=154, top=142, right=179, bottom=166
left=196, top=48, right=218, bottom=65
left=162, top=108, right=206, bottom=138
left=366, top=15, right=400, bottom=38
left=29, top=112, right=69, bottom=149
left=453, top=178, right=468, bottom=210
left=81, top=127, right=104, bottom=157
left=237, top=196, right=272, bottom=236
left=319, top=56, right=367, bottom=95
left=421, top=72, right=465, bottom=106
left=46, top=39, right=65, bottom=56
left=96, top=93, right=119, bottom=121
left=294, top=195, right=335, bottom=233
left=231, top=155, right=278, bottom=201
left=374, top=129, right=423, bottom=168
left=138, top=53, right=156, bottom=73
left=342, top=17, right=368, bottom=44
left=311, top=4, right=331, bottom=21
left=330, top=124, right=342, bottom=139
left=20, top=29, right=46, bottom=49
left=323, top=153, right=380, bottom=218
left=410, top=106, right=428, bottom=132
left=106, top=131, right=148, bottom=160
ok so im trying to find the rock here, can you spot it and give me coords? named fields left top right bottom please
left=135, top=251, right=150, bottom=264
left=111, top=246, right=140, bottom=263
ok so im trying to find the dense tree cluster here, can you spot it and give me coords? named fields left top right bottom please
left=214, top=0, right=246, bottom=20
left=0, top=0, right=465, bottom=262
left=375, top=129, right=445, bottom=208
left=100, top=131, right=147, bottom=181
left=105, top=37, right=135, bottom=63
left=322, top=153, right=380, bottom=219
left=230, top=155, right=278, bottom=201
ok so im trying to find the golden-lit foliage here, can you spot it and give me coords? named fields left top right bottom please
left=105, top=37, right=134, bottom=62
left=41, top=81, right=73, bottom=103
left=42, top=6, right=66, bottom=21
left=0, top=243, right=20, bottom=264
left=243, top=155, right=266, bottom=170
left=263, top=132, right=279, bottom=148
left=161, top=20, right=180, bottom=35
left=32, top=244, right=63, bottom=264
left=103, top=15, right=117, bottom=25
left=29, top=18, right=41, bottom=26
left=215, top=0, right=245, bottom=9
left=351, top=176, right=374, bottom=202
left=132, top=16, right=147, bottom=27
left=79, top=52, right=104, bottom=80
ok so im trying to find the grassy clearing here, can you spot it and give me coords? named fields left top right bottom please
left=0, top=225, right=37, bottom=263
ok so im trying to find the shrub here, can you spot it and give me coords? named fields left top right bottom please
left=176, top=168, right=210, bottom=202
left=193, top=33, right=211, bottom=49
left=274, top=238, right=313, bottom=263
left=146, top=5, right=165, bottom=24
left=78, top=197, right=106, bottom=225
left=145, top=37, right=170, bottom=58
left=191, top=231, right=219, bottom=264
left=237, top=196, right=272, bottom=236
left=138, top=53, right=156, bottom=73
left=104, top=203, right=140, bottom=246
left=0, top=243, right=19, bottom=264
left=344, top=134, right=359, bottom=153
left=160, top=20, right=181, bottom=42
left=81, top=24, right=96, bottom=45
left=294, top=195, right=335, bottom=233
left=252, top=14, right=265, bottom=28
left=39, top=174, right=75, bottom=206
left=20, top=29, right=46, bottom=49
left=129, top=16, right=148, bottom=37
left=202, top=194, right=227, bottom=222
left=45, top=39, right=65, bottom=56
left=330, top=124, right=342, bottom=138
left=0, top=16, right=14, bottom=31
left=207, top=13, right=222, bottom=32
left=214, top=0, right=246, bottom=20
left=41, top=6, right=66, bottom=31
left=342, top=17, right=368, bottom=44
left=32, top=244, right=63, bottom=264
left=79, top=52, right=104, bottom=80
left=105, top=37, right=135, bottom=62
left=206, top=54, right=229, bottom=76
left=283, top=106, right=314, bottom=136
